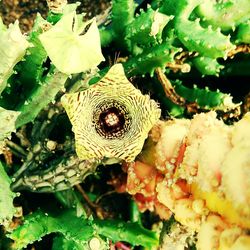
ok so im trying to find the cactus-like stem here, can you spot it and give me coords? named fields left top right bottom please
left=236, top=20, right=250, bottom=44
left=123, top=42, right=182, bottom=76
left=100, top=26, right=115, bottom=47
left=196, top=0, right=250, bottom=32
left=16, top=14, right=48, bottom=94
left=0, top=161, right=16, bottom=226
left=9, top=209, right=159, bottom=249
left=11, top=155, right=99, bottom=192
left=11, top=104, right=88, bottom=193
left=100, top=0, right=249, bottom=77
left=89, top=41, right=181, bottom=84
left=175, top=19, right=234, bottom=59
left=192, top=56, right=224, bottom=76
left=15, top=69, right=68, bottom=128
left=172, top=80, right=240, bottom=112
left=112, top=0, right=136, bottom=49
left=125, top=6, right=172, bottom=52
left=158, top=0, right=240, bottom=75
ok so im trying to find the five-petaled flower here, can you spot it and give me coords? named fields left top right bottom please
left=61, top=64, right=161, bottom=162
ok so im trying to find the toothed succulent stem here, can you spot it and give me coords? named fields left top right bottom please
left=192, top=56, right=224, bottom=76
left=0, top=161, right=16, bottom=226
left=112, top=0, right=136, bottom=49
left=123, top=42, right=181, bottom=77
left=172, top=80, right=239, bottom=111
left=9, top=209, right=159, bottom=249
left=175, top=18, right=235, bottom=59
left=125, top=7, right=172, bottom=53
left=89, top=42, right=182, bottom=84
left=100, top=27, right=115, bottom=47
left=196, top=0, right=250, bottom=32
left=15, top=69, right=68, bottom=128
left=157, top=0, right=242, bottom=75
left=16, top=14, right=48, bottom=94
left=236, top=20, right=250, bottom=44
left=11, top=155, right=99, bottom=193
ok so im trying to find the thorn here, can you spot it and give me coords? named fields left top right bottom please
left=208, top=25, right=213, bottom=31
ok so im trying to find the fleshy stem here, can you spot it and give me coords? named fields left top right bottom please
left=15, top=68, right=68, bottom=128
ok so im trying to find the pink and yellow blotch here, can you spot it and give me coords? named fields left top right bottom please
left=116, top=112, right=250, bottom=250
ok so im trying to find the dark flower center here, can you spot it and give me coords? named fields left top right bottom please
left=93, top=101, right=131, bottom=139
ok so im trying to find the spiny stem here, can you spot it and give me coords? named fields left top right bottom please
left=15, top=69, right=67, bottom=129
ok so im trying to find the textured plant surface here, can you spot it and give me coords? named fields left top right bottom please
left=0, top=0, right=249, bottom=249
left=124, top=112, right=250, bottom=249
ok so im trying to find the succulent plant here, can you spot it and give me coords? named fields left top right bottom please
left=0, top=0, right=249, bottom=249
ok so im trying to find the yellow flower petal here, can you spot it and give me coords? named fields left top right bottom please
left=39, top=11, right=104, bottom=74
left=61, top=64, right=161, bottom=162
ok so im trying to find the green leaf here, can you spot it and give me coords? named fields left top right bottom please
left=39, top=11, right=105, bottom=74
left=0, top=161, right=16, bottom=225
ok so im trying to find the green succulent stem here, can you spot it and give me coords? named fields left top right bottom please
left=9, top=209, right=159, bottom=250
left=112, top=0, right=136, bottom=49
left=16, top=14, right=48, bottom=93
left=236, top=21, right=250, bottom=44
left=0, top=161, right=16, bottom=226
left=15, top=68, right=68, bottom=129
left=196, top=0, right=250, bottom=31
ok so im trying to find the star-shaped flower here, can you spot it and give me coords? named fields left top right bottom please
left=61, top=64, right=161, bottom=162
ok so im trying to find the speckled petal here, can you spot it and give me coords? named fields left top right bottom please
left=61, top=64, right=161, bottom=162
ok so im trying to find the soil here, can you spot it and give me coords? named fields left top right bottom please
left=0, top=0, right=48, bottom=32
left=0, top=0, right=111, bottom=32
